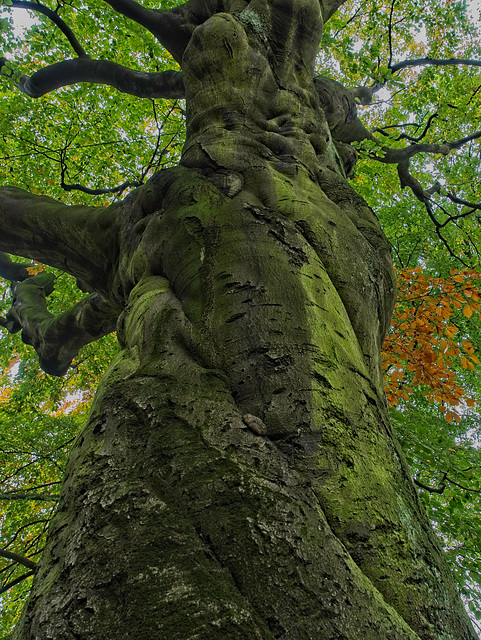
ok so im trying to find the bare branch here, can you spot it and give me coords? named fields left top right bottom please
left=9, top=58, right=184, bottom=99
left=414, top=476, right=446, bottom=494
left=445, top=476, right=481, bottom=494
left=0, top=492, right=59, bottom=501
left=387, top=0, right=397, bottom=68
left=0, top=549, right=37, bottom=571
left=445, top=192, right=481, bottom=210
left=414, top=472, right=481, bottom=496
left=330, top=5, right=362, bottom=39
left=0, top=570, right=34, bottom=595
left=352, top=57, right=481, bottom=104
left=9, top=1, right=87, bottom=57
left=396, top=160, right=473, bottom=265
left=60, top=177, right=142, bottom=196
left=390, top=57, right=481, bottom=75
left=368, top=129, right=481, bottom=164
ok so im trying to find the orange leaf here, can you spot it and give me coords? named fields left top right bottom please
left=463, top=305, right=473, bottom=318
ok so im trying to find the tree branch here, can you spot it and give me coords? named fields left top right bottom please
left=0, top=187, right=119, bottom=295
left=9, top=1, right=87, bottom=57
left=1, top=272, right=119, bottom=376
left=354, top=58, right=481, bottom=104
left=387, top=0, right=397, bottom=68
left=319, top=0, right=350, bottom=21
left=390, top=57, right=481, bottom=75
left=0, top=570, right=35, bottom=595
left=396, top=113, right=438, bottom=143
left=376, top=130, right=481, bottom=164
left=445, top=192, right=481, bottom=210
left=6, top=58, right=185, bottom=99
left=0, top=252, right=29, bottom=281
left=396, top=159, right=473, bottom=265
left=60, top=177, right=142, bottom=196
left=414, top=476, right=446, bottom=494
left=0, top=492, right=59, bottom=501
left=0, top=549, right=37, bottom=571
left=101, top=0, right=236, bottom=64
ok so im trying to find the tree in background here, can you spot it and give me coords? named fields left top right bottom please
left=0, top=0, right=480, bottom=637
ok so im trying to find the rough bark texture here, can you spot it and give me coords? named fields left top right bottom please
left=1, top=0, right=476, bottom=638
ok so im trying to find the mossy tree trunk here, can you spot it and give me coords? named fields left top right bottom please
left=0, top=0, right=476, bottom=638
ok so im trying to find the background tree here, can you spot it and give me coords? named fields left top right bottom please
left=0, top=0, right=480, bottom=637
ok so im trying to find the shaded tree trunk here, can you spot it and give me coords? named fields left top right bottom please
left=3, top=1, right=476, bottom=638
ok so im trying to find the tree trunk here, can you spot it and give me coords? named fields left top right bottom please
left=11, top=3, right=476, bottom=639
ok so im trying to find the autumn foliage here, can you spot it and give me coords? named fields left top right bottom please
left=382, top=268, right=481, bottom=423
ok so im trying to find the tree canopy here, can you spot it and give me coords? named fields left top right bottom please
left=0, top=0, right=481, bottom=635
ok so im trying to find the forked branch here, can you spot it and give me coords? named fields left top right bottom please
left=314, top=77, right=481, bottom=261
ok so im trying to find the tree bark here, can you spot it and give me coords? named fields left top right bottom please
left=7, top=1, right=476, bottom=638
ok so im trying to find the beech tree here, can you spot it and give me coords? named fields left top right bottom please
left=0, top=0, right=480, bottom=637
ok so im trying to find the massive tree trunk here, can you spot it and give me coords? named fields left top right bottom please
left=1, top=0, right=476, bottom=638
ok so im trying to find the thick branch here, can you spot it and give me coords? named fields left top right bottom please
left=1, top=272, right=119, bottom=376
left=9, top=1, right=87, bottom=57
left=0, top=187, right=119, bottom=295
left=13, top=59, right=185, bottom=99
left=0, top=549, right=37, bottom=571
left=102, top=0, right=233, bottom=64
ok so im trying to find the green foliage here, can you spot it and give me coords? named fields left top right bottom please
left=1, top=0, right=481, bottom=633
